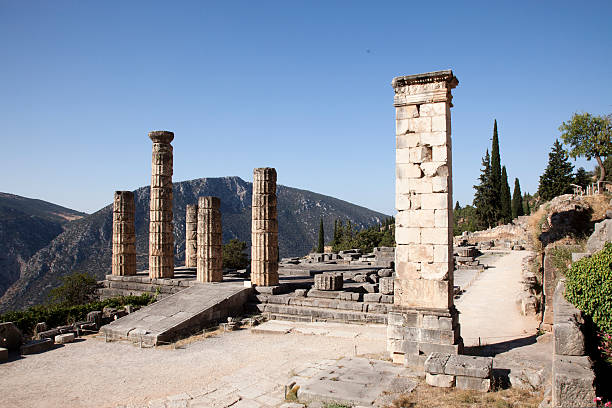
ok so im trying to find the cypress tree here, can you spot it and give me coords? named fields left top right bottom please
left=473, top=150, right=497, bottom=229
left=538, top=139, right=575, bottom=201
left=490, top=120, right=502, bottom=220
left=500, top=166, right=512, bottom=223
left=317, top=218, right=325, bottom=253
left=522, top=193, right=530, bottom=215
left=512, top=178, right=524, bottom=219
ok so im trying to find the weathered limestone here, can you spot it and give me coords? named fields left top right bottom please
left=197, top=197, right=223, bottom=282
left=389, top=70, right=462, bottom=367
left=185, top=204, right=198, bottom=268
left=112, top=191, right=137, bottom=276
left=424, top=352, right=492, bottom=392
left=251, top=167, right=279, bottom=286
left=148, top=130, right=175, bottom=279
left=314, top=273, right=343, bottom=291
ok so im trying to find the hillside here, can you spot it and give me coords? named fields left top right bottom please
left=0, top=193, right=86, bottom=299
left=0, top=177, right=387, bottom=312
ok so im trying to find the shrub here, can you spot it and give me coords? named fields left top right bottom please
left=0, top=293, right=154, bottom=335
left=223, top=239, right=249, bottom=269
left=565, top=243, right=612, bottom=334
left=49, top=271, right=99, bottom=306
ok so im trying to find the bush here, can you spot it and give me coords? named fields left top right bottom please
left=565, top=243, right=612, bottom=334
left=223, top=239, right=249, bottom=269
left=0, top=293, right=154, bottom=335
left=49, top=271, right=99, bottom=306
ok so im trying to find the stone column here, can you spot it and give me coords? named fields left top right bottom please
left=112, top=191, right=136, bottom=276
left=388, top=70, right=462, bottom=367
left=185, top=204, right=198, bottom=268
left=197, top=196, right=223, bottom=282
left=148, top=130, right=175, bottom=279
left=251, top=167, right=279, bottom=286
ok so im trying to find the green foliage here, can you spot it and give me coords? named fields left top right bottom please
left=538, top=139, right=574, bottom=201
left=454, top=204, right=479, bottom=236
left=331, top=218, right=395, bottom=253
left=222, top=239, right=249, bottom=269
left=594, top=156, right=612, bottom=183
left=473, top=150, right=498, bottom=229
left=512, top=178, right=524, bottom=219
left=573, top=167, right=593, bottom=189
left=500, top=166, right=512, bottom=223
left=565, top=243, right=612, bottom=334
left=0, top=293, right=154, bottom=334
left=559, top=112, right=612, bottom=183
left=49, top=271, right=99, bottom=306
left=317, top=218, right=325, bottom=253
left=490, top=120, right=502, bottom=209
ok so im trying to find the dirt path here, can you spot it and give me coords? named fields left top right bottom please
left=455, top=250, right=540, bottom=348
left=0, top=323, right=387, bottom=408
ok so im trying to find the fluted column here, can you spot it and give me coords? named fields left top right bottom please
left=197, top=196, right=223, bottom=282
left=251, top=167, right=279, bottom=286
left=185, top=204, right=198, bottom=268
left=149, top=130, right=174, bottom=279
left=112, top=191, right=136, bottom=276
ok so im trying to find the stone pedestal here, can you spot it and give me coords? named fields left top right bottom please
left=112, top=191, right=136, bottom=276
left=185, top=204, right=198, bottom=268
left=251, top=167, right=279, bottom=286
left=149, top=130, right=174, bottom=279
left=314, top=273, right=343, bottom=291
left=197, top=196, right=223, bottom=282
left=388, top=70, right=462, bottom=367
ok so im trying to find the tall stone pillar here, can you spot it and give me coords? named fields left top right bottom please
left=251, top=167, right=279, bottom=286
left=185, top=204, right=198, bottom=268
left=148, top=130, right=175, bottom=279
left=112, top=191, right=136, bottom=276
left=197, top=196, right=223, bottom=282
left=388, top=71, right=462, bottom=367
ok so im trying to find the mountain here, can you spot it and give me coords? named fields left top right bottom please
left=0, top=193, right=86, bottom=300
left=0, top=177, right=387, bottom=312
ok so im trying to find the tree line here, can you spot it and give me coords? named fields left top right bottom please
left=316, top=217, right=395, bottom=253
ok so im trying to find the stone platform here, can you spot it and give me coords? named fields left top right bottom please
left=100, top=281, right=251, bottom=345
left=98, top=267, right=198, bottom=300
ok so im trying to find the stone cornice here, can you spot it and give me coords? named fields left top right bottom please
left=391, top=70, right=458, bottom=89
left=392, top=70, right=458, bottom=107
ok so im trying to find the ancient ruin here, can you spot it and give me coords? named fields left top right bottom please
left=197, top=196, right=223, bottom=282
left=251, top=167, right=279, bottom=286
left=185, top=204, right=198, bottom=268
left=111, top=191, right=136, bottom=276
left=388, top=70, right=463, bottom=366
left=148, top=130, right=175, bottom=279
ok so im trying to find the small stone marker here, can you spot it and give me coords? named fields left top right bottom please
left=55, top=333, right=75, bottom=344
left=314, top=273, right=343, bottom=291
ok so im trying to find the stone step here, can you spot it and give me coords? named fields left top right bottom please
left=101, top=282, right=251, bottom=345
left=246, top=302, right=388, bottom=324
left=253, top=293, right=393, bottom=313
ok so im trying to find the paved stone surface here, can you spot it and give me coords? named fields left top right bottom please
left=101, top=282, right=250, bottom=344
left=250, top=320, right=387, bottom=342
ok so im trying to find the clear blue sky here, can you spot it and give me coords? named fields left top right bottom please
left=1, top=1, right=610, bottom=215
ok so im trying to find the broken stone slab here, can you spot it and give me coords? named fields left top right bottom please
left=0, top=347, right=8, bottom=363
left=377, top=268, right=393, bottom=277
left=456, top=375, right=491, bottom=392
left=55, top=333, right=75, bottom=344
left=552, top=355, right=595, bottom=408
left=20, top=338, right=54, bottom=355
left=424, top=352, right=451, bottom=374
left=425, top=372, right=455, bottom=388
left=444, top=354, right=493, bottom=378
left=0, top=322, right=23, bottom=350
left=36, top=328, right=60, bottom=340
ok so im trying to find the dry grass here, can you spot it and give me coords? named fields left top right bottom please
left=582, top=193, right=611, bottom=222
left=389, top=383, right=542, bottom=408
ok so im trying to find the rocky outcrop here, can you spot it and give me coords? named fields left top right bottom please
left=586, top=218, right=612, bottom=254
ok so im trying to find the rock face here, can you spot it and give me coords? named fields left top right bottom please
left=0, top=177, right=387, bottom=312
left=586, top=218, right=612, bottom=254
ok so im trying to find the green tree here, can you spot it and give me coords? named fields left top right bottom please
left=317, top=218, right=325, bottom=253
left=223, top=239, right=249, bottom=269
left=490, top=120, right=503, bottom=216
left=559, top=112, right=612, bottom=183
left=511, top=178, right=524, bottom=219
left=473, top=150, right=498, bottom=229
left=538, top=139, right=574, bottom=201
left=573, top=167, right=592, bottom=189
left=522, top=192, right=532, bottom=215
left=594, top=156, right=612, bottom=183
left=49, top=272, right=99, bottom=306
left=454, top=204, right=479, bottom=236
left=500, top=166, right=512, bottom=223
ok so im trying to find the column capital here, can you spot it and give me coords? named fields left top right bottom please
left=392, top=70, right=458, bottom=107
left=149, top=130, right=174, bottom=144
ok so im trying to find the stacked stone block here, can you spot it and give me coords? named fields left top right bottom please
left=251, top=167, right=279, bottom=286
left=389, top=70, right=462, bottom=366
left=185, top=204, right=198, bottom=268
left=314, top=273, right=343, bottom=291
left=424, top=352, right=493, bottom=391
left=149, top=130, right=175, bottom=279
left=112, top=191, right=136, bottom=276
left=197, top=196, right=223, bottom=282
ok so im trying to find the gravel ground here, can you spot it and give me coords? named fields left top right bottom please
left=1, top=325, right=386, bottom=408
